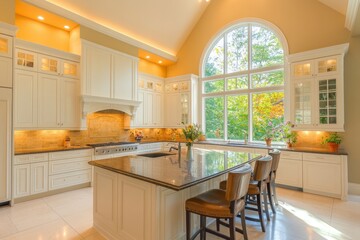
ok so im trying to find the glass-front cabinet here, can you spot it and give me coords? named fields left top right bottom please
left=290, top=49, right=346, bottom=131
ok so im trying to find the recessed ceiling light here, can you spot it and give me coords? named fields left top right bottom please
left=37, top=16, right=44, bottom=21
left=145, top=55, right=150, bottom=59
left=158, top=60, right=163, bottom=64
left=64, top=25, right=70, bottom=30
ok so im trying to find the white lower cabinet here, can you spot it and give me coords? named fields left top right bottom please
left=49, top=149, right=92, bottom=190
left=13, top=164, right=31, bottom=198
left=31, top=162, right=48, bottom=195
left=13, top=149, right=92, bottom=199
left=13, top=153, right=48, bottom=198
left=276, top=151, right=303, bottom=188
left=303, top=153, right=347, bottom=199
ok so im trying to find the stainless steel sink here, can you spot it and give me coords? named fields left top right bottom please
left=138, top=152, right=176, bottom=158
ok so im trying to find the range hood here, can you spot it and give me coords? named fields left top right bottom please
left=81, top=95, right=141, bottom=118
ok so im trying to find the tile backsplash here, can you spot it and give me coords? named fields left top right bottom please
left=14, top=112, right=186, bottom=150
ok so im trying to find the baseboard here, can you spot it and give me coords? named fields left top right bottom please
left=348, top=182, right=360, bottom=195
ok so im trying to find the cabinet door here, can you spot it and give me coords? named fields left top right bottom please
left=38, top=73, right=60, bottom=128
left=0, top=34, right=12, bottom=58
left=291, top=60, right=313, bottom=79
left=60, top=78, right=80, bottom=128
left=112, top=53, right=135, bottom=100
left=15, top=48, right=37, bottom=71
left=0, top=88, right=11, bottom=202
left=164, top=93, right=180, bottom=127
left=13, top=164, right=31, bottom=198
left=180, top=93, right=190, bottom=125
left=0, top=57, right=12, bottom=88
left=85, top=46, right=111, bottom=98
left=316, top=77, right=343, bottom=130
left=62, top=60, right=79, bottom=78
left=38, top=54, right=60, bottom=75
left=153, top=93, right=162, bottom=126
left=14, top=70, right=38, bottom=128
left=316, top=56, right=339, bottom=76
left=143, top=92, right=153, bottom=126
left=303, top=160, right=341, bottom=196
left=31, top=162, right=48, bottom=194
left=276, top=158, right=303, bottom=188
left=292, top=79, right=315, bottom=128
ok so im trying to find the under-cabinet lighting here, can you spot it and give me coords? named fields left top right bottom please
left=37, top=16, right=44, bottom=21
left=145, top=55, right=150, bottom=59
left=158, top=60, right=163, bottom=64
left=64, top=25, right=70, bottom=30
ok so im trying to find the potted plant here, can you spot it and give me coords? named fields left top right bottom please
left=281, top=121, right=297, bottom=148
left=263, top=121, right=276, bottom=146
left=322, top=132, right=342, bottom=152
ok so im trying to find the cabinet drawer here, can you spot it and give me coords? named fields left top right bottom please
left=14, top=153, right=49, bottom=165
left=303, top=153, right=341, bottom=164
left=280, top=151, right=302, bottom=160
left=49, top=149, right=92, bottom=161
left=49, top=169, right=91, bottom=190
left=49, top=157, right=91, bottom=175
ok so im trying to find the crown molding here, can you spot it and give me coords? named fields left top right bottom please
left=23, top=0, right=178, bottom=62
left=0, top=22, right=18, bottom=36
left=345, top=0, right=360, bottom=31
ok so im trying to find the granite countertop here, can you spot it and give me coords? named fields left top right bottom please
left=89, top=148, right=261, bottom=191
left=15, top=145, right=93, bottom=155
left=195, top=141, right=348, bottom=155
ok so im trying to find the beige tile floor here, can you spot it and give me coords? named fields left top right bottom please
left=0, top=187, right=359, bottom=240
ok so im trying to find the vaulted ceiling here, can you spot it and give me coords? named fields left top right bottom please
left=20, top=0, right=358, bottom=62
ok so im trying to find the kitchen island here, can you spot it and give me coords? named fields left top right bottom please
left=88, top=147, right=261, bottom=240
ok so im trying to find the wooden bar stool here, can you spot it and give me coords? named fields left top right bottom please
left=185, top=164, right=252, bottom=240
left=219, top=155, right=273, bottom=232
left=266, top=150, right=281, bottom=214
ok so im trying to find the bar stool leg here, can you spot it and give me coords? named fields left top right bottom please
left=263, top=189, right=270, bottom=221
left=271, top=181, right=279, bottom=205
left=257, top=194, right=266, bottom=232
left=186, top=210, right=191, bottom=240
left=240, top=208, right=248, bottom=240
left=200, top=215, right=206, bottom=240
left=229, top=217, right=235, bottom=240
left=267, top=182, right=276, bottom=214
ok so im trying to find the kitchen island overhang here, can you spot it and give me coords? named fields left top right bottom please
left=89, top=147, right=262, bottom=240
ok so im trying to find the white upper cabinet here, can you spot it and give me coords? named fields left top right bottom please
left=164, top=74, right=198, bottom=128
left=14, top=40, right=81, bottom=130
left=133, top=73, right=163, bottom=128
left=81, top=40, right=137, bottom=100
left=289, top=44, right=348, bottom=132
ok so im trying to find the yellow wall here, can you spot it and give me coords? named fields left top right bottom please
left=167, top=0, right=350, bottom=76
left=344, top=36, right=360, bottom=184
left=15, top=14, right=69, bottom=52
left=80, top=25, right=138, bottom=57
left=138, top=59, right=167, bottom=77
left=0, top=0, right=15, bottom=24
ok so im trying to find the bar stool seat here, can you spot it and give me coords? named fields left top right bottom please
left=186, top=164, right=252, bottom=240
left=186, top=189, right=245, bottom=218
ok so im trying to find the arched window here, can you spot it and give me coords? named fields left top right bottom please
left=201, top=20, right=287, bottom=143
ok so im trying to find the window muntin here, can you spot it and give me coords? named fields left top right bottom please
left=201, top=22, right=285, bottom=143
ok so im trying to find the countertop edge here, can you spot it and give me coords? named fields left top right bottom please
left=15, top=146, right=93, bottom=155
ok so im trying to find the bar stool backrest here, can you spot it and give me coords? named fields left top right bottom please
left=269, top=150, right=281, bottom=176
left=252, top=155, right=273, bottom=182
left=225, top=164, right=252, bottom=202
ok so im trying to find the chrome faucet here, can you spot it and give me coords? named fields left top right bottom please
left=169, top=142, right=181, bottom=153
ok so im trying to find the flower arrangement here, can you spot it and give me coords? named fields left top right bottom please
left=263, top=121, right=277, bottom=140
left=280, top=121, right=298, bottom=147
left=182, top=122, right=202, bottom=147
left=132, top=130, right=143, bottom=142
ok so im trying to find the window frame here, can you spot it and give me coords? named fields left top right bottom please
left=199, top=19, right=289, bottom=144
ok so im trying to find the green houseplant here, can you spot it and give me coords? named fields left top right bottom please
left=323, top=132, right=342, bottom=152
left=281, top=121, right=297, bottom=148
